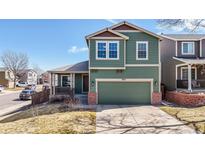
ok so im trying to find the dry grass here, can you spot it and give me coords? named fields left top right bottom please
left=0, top=111, right=96, bottom=134
left=160, top=106, right=205, bottom=133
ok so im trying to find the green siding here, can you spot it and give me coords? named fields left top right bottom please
left=89, top=32, right=159, bottom=68
left=98, top=82, right=151, bottom=105
left=90, top=40, right=125, bottom=67
left=122, top=32, right=159, bottom=64
left=75, top=74, right=82, bottom=94
left=90, top=67, right=159, bottom=92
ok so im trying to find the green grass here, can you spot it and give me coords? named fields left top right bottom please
left=160, top=106, right=205, bottom=133
left=0, top=111, right=96, bottom=134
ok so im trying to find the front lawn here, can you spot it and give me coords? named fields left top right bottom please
left=160, top=106, right=205, bottom=133
left=0, top=111, right=96, bottom=134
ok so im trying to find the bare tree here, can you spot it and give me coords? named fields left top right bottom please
left=32, top=64, right=44, bottom=76
left=1, top=51, right=29, bottom=88
left=32, top=64, right=44, bottom=84
left=157, top=19, right=205, bottom=32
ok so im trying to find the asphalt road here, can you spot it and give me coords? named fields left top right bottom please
left=0, top=92, right=31, bottom=111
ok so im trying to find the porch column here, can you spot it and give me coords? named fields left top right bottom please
left=53, top=73, right=56, bottom=95
left=188, top=64, right=192, bottom=92
left=73, top=73, right=75, bottom=89
left=50, top=73, right=53, bottom=95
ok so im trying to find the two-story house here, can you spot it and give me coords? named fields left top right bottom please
left=161, top=34, right=205, bottom=92
left=49, top=21, right=162, bottom=105
left=19, top=69, right=38, bottom=85
left=86, top=21, right=162, bottom=105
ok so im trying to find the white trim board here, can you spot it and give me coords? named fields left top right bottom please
left=95, top=78, right=154, bottom=104
left=125, top=64, right=160, bottom=67
left=85, top=28, right=129, bottom=40
left=89, top=67, right=126, bottom=70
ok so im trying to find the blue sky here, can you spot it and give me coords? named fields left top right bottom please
left=0, top=19, right=193, bottom=71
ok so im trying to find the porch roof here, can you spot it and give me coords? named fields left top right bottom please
left=48, top=61, right=88, bottom=73
left=173, top=57, right=205, bottom=64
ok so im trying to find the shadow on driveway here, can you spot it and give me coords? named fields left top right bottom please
left=96, top=105, right=196, bottom=134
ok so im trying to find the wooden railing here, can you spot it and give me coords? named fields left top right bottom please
left=177, top=80, right=205, bottom=89
left=55, top=87, right=75, bottom=95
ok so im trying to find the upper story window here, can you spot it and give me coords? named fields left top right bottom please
left=96, top=41, right=119, bottom=60
left=182, top=42, right=195, bottom=55
left=136, top=41, right=148, bottom=60
left=28, top=72, right=32, bottom=77
left=97, top=41, right=106, bottom=58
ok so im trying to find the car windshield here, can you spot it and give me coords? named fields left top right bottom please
left=21, top=91, right=30, bottom=94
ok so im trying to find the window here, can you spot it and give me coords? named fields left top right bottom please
left=109, top=42, right=118, bottom=58
left=97, top=42, right=106, bottom=58
left=96, top=41, right=119, bottom=60
left=136, top=41, right=148, bottom=60
left=28, top=72, right=32, bottom=77
left=61, top=75, right=71, bottom=87
left=181, top=67, right=197, bottom=80
left=182, top=42, right=194, bottom=55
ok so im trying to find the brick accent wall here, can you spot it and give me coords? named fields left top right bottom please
left=88, top=92, right=97, bottom=105
left=152, top=92, right=162, bottom=105
left=166, top=91, right=205, bottom=107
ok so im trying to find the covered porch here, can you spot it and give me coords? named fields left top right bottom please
left=48, top=61, right=89, bottom=96
left=175, top=57, right=205, bottom=92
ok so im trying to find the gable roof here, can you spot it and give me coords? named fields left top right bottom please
left=109, top=21, right=163, bottom=40
left=162, top=34, right=205, bottom=40
left=85, top=28, right=129, bottom=40
left=48, top=61, right=88, bottom=73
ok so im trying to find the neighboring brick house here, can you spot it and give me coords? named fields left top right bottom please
left=0, top=67, right=14, bottom=88
left=161, top=34, right=205, bottom=92
left=49, top=21, right=162, bottom=105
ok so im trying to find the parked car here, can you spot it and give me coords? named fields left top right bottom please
left=16, top=82, right=28, bottom=87
left=19, top=89, right=36, bottom=100
left=25, top=84, right=36, bottom=90
left=0, top=85, right=4, bottom=92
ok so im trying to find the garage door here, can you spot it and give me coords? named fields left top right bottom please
left=98, top=82, right=151, bottom=105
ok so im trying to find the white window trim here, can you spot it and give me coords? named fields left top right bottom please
left=181, top=42, right=195, bottom=55
left=181, top=67, right=197, bottom=80
left=136, top=41, right=148, bottom=60
left=96, top=41, right=119, bottom=60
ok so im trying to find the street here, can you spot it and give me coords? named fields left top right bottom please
left=0, top=92, right=31, bottom=111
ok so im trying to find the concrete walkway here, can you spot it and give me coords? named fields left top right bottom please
left=96, top=105, right=196, bottom=134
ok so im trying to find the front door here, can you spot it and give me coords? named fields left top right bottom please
left=82, top=75, right=88, bottom=93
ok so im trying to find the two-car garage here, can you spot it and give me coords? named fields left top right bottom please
left=97, top=79, right=153, bottom=105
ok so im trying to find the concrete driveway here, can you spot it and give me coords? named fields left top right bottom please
left=96, top=105, right=196, bottom=134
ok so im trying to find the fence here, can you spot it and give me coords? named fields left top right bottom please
left=31, top=89, right=50, bottom=105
